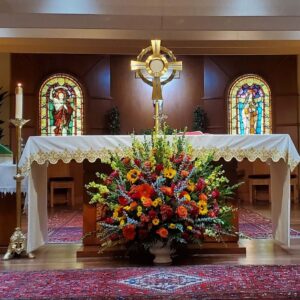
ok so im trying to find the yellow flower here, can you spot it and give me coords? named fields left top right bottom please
left=152, top=218, right=160, bottom=225
left=152, top=200, right=159, bottom=207
left=163, top=168, right=177, bottom=179
left=187, top=180, right=195, bottom=192
left=124, top=205, right=131, bottom=211
left=112, top=211, right=119, bottom=218
left=126, top=169, right=141, bottom=184
left=198, top=200, right=208, bottom=215
left=187, top=226, right=193, bottom=231
left=137, top=206, right=143, bottom=212
left=137, top=211, right=142, bottom=217
left=169, top=223, right=176, bottom=229
left=119, top=219, right=125, bottom=227
left=156, top=197, right=163, bottom=205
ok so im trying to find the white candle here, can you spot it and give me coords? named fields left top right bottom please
left=15, top=83, right=23, bottom=119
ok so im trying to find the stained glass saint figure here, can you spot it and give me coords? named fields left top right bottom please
left=228, top=74, right=271, bottom=135
left=39, top=74, right=84, bottom=136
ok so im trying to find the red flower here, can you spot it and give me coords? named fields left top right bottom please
left=151, top=173, right=158, bottom=181
left=208, top=210, right=216, bottom=218
left=160, top=204, right=173, bottom=220
left=156, top=227, right=169, bottom=238
left=211, top=189, right=220, bottom=199
left=148, top=209, right=157, bottom=219
left=122, top=224, right=136, bottom=240
left=140, top=214, right=150, bottom=223
left=160, top=186, right=174, bottom=197
left=110, top=171, right=119, bottom=178
left=104, top=217, right=114, bottom=224
left=118, top=197, right=128, bottom=206
left=190, top=201, right=199, bottom=216
left=134, top=159, right=141, bottom=167
left=196, top=178, right=206, bottom=191
left=174, top=154, right=184, bottom=164
left=155, top=164, right=164, bottom=173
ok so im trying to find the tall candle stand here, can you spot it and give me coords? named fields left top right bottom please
left=3, top=118, right=35, bottom=260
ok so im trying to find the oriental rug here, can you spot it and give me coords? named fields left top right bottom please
left=48, top=209, right=82, bottom=244
left=46, top=207, right=300, bottom=243
left=0, top=265, right=299, bottom=299
left=239, top=207, right=300, bottom=239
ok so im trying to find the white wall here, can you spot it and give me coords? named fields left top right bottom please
left=0, top=53, right=11, bottom=146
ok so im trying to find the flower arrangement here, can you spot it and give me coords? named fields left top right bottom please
left=86, top=133, right=239, bottom=253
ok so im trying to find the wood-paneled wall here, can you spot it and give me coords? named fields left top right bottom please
left=9, top=54, right=299, bottom=204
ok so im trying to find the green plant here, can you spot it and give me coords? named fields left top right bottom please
left=106, top=106, right=120, bottom=135
left=0, top=87, right=8, bottom=142
left=192, top=106, right=208, bottom=132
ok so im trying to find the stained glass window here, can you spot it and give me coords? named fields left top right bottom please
left=39, top=74, right=84, bottom=136
left=228, top=74, right=271, bottom=135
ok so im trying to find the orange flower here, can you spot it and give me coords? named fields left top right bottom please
left=127, top=169, right=141, bottom=184
left=141, top=196, right=153, bottom=207
left=156, top=227, right=169, bottom=238
left=130, top=201, right=138, bottom=210
left=122, top=224, right=136, bottom=240
left=131, top=183, right=155, bottom=199
left=199, top=193, right=208, bottom=202
left=176, top=205, right=188, bottom=218
left=160, top=186, right=174, bottom=197
left=180, top=170, right=189, bottom=178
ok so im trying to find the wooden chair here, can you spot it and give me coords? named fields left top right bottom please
left=248, top=174, right=298, bottom=204
left=49, top=177, right=75, bottom=208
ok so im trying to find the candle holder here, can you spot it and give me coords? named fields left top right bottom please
left=3, top=118, right=35, bottom=260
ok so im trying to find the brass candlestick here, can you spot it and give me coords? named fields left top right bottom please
left=3, top=118, right=35, bottom=260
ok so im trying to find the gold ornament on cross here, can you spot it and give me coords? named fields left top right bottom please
left=131, top=40, right=182, bottom=133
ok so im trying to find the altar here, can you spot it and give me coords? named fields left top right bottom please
left=18, top=134, right=300, bottom=252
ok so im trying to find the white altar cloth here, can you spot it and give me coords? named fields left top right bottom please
left=0, top=163, right=27, bottom=194
left=18, top=134, right=300, bottom=252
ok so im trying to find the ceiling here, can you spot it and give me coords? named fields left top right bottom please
left=1, top=0, right=300, bottom=55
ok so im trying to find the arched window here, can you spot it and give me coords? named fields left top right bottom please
left=228, top=74, right=271, bottom=135
left=39, top=73, right=84, bottom=136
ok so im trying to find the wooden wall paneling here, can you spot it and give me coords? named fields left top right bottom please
left=275, top=95, right=298, bottom=125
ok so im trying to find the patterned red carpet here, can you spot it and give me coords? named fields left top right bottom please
left=48, top=209, right=82, bottom=244
left=0, top=265, right=299, bottom=299
left=46, top=207, right=300, bottom=244
left=239, top=207, right=300, bottom=239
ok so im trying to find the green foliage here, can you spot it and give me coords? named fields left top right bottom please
left=140, top=124, right=178, bottom=135
left=192, top=106, right=208, bottom=132
left=106, top=106, right=120, bottom=135
left=0, top=87, right=8, bottom=142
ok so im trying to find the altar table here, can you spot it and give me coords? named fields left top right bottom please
left=18, top=134, right=300, bottom=252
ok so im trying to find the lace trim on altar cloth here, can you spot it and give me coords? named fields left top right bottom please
left=19, top=147, right=128, bottom=174
left=19, top=145, right=298, bottom=175
left=192, top=146, right=298, bottom=170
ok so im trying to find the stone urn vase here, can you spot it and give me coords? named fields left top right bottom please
left=149, top=241, right=173, bottom=264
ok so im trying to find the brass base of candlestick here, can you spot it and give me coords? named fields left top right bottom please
left=3, top=227, right=35, bottom=260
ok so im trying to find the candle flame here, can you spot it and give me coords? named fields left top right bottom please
left=17, top=83, right=22, bottom=87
